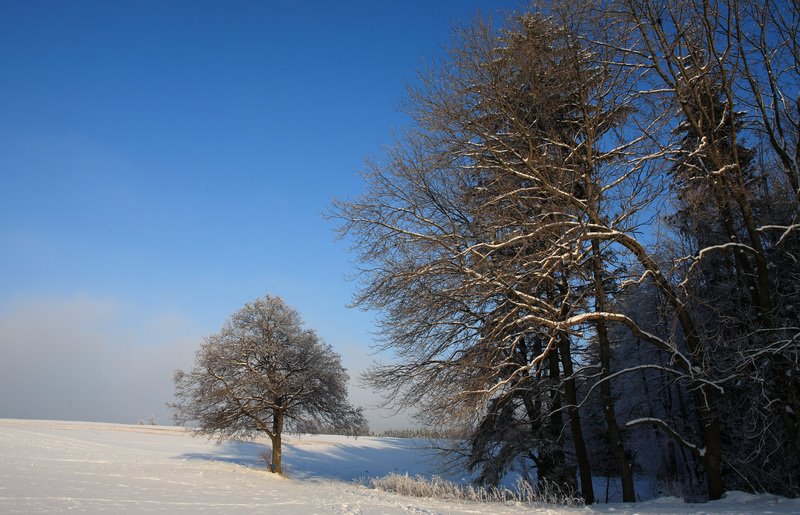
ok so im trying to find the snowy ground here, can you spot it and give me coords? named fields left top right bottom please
left=0, top=418, right=797, bottom=514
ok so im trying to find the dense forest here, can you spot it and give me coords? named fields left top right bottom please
left=334, top=0, right=800, bottom=503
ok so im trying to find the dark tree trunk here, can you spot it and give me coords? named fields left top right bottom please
left=690, top=387, right=724, bottom=500
left=542, top=349, right=577, bottom=493
left=559, top=333, right=595, bottom=504
left=271, top=409, right=284, bottom=474
left=605, top=229, right=726, bottom=500
left=592, top=239, right=636, bottom=502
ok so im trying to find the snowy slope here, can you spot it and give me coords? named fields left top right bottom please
left=0, top=418, right=797, bottom=514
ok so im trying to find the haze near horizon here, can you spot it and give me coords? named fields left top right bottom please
left=0, top=0, right=522, bottom=430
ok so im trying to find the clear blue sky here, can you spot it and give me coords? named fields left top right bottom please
left=0, top=0, right=522, bottom=429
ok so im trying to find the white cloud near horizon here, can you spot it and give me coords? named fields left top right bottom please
left=0, top=295, right=200, bottom=425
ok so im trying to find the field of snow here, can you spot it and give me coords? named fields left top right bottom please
left=1, top=418, right=797, bottom=514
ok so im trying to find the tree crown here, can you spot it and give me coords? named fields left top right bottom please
left=172, top=295, right=367, bottom=440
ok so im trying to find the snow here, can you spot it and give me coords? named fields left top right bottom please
left=1, top=418, right=798, bottom=514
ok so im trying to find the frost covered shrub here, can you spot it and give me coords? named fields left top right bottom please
left=369, top=473, right=583, bottom=506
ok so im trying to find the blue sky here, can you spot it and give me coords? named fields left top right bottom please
left=0, top=0, right=523, bottom=429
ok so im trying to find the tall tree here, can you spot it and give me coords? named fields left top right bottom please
left=617, top=0, right=800, bottom=495
left=335, top=8, right=641, bottom=501
left=335, top=0, right=800, bottom=501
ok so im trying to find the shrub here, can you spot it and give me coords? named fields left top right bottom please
left=369, top=473, right=583, bottom=506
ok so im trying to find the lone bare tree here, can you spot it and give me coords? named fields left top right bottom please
left=172, top=295, right=367, bottom=474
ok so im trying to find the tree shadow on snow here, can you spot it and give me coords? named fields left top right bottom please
left=282, top=438, right=440, bottom=481
left=176, top=440, right=269, bottom=469
left=175, top=437, right=448, bottom=483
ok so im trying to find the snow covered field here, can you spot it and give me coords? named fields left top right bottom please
left=0, top=418, right=797, bottom=514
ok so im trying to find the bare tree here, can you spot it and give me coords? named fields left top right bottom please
left=613, top=0, right=800, bottom=495
left=334, top=9, right=637, bottom=503
left=172, top=295, right=367, bottom=474
left=335, top=0, right=799, bottom=502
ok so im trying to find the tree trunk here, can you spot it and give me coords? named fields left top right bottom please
left=602, top=228, right=726, bottom=500
left=271, top=409, right=284, bottom=474
left=559, top=333, right=595, bottom=504
left=542, top=348, right=577, bottom=493
left=691, top=387, right=724, bottom=500
left=592, top=239, right=636, bottom=502
left=524, top=338, right=572, bottom=490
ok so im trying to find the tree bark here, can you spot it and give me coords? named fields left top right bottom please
left=559, top=333, right=595, bottom=504
left=591, top=239, right=636, bottom=502
left=593, top=227, right=725, bottom=499
left=271, top=409, right=284, bottom=474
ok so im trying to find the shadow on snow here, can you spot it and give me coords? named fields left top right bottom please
left=175, top=436, right=450, bottom=482
left=176, top=439, right=268, bottom=469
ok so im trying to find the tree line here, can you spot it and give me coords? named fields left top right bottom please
left=333, top=0, right=799, bottom=503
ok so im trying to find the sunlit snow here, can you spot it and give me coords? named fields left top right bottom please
left=1, top=419, right=796, bottom=514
